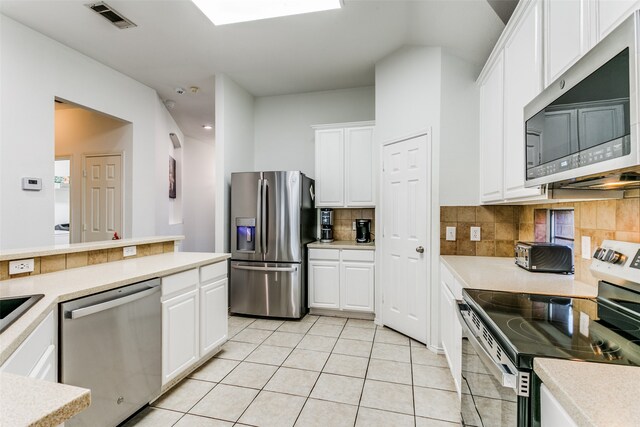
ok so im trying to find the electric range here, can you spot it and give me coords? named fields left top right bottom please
left=457, top=240, right=640, bottom=427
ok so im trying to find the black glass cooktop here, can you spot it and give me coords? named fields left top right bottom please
left=463, top=288, right=640, bottom=369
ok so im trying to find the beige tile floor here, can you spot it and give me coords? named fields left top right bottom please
left=123, top=315, right=461, bottom=427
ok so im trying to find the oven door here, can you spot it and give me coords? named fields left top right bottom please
left=457, top=303, right=521, bottom=426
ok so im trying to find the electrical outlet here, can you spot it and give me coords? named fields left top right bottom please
left=123, top=246, right=137, bottom=257
left=9, top=258, right=35, bottom=275
left=470, top=227, right=481, bottom=241
left=581, top=236, right=591, bottom=260
left=352, top=221, right=356, bottom=231
left=446, top=227, right=456, bottom=241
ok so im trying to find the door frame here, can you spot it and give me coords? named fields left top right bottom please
left=81, top=152, right=125, bottom=242
left=54, top=155, right=73, bottom=242
left=376, top=128, right=440, bottom=351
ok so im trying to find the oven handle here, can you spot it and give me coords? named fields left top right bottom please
left=456, top=303, right=517, bottom=392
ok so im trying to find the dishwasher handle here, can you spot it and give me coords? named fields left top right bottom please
left=67, top=285, right=160, bottom=320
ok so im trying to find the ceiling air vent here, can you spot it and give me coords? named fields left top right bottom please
left=85, top=2, right=137, bottom=29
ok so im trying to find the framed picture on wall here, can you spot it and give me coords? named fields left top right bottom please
left=169, top=156, right=176, bottom=199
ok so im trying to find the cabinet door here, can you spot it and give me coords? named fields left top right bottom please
left=440, top=282, right=462, bottom=396
left=315, top=129, right=345, bottom=207
left=200, top=278, right=228, bottom=356
left=544, top=0, right=592, bottom=86
left=308, top=260, right=340, bottom=309
left=479, top=52, right=505, bottom=203
left=345, top=126, right=375, bottom=207
left=341, top=262, right=374, bottom=312
left=503, top=0, right=545, bottom=200
left=162, top=289, right=198, bottom=384
left=596, top=0, right=640, bottom=40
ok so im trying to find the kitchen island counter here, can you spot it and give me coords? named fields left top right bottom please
left=0, top=251, right=230, bottom=365
left=440, top=255, right=596, bottom=297
left=0, top=372, right=90, bottom=427
left=534, top=358, right=640, bottom=427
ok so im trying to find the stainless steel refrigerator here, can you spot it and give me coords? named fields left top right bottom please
left=230, top=171, right=316, bottom=318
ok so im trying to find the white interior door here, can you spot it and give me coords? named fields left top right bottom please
left=381, top=134, right=429, bottom=343
left=83, top=154, right=122, bottom=242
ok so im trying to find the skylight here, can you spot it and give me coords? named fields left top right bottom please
left=192, top=0, right=342, bottom=26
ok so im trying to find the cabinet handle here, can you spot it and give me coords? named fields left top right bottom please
left=416, top=246, right=424, bottom=254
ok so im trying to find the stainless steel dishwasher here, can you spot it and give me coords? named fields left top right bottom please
left=60, top=278, right=161, bottom=426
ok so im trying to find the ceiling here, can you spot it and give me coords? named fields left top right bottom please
left=0, top=0, right=505, bottom=142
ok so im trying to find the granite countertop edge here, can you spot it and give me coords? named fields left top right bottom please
left=307, top=240, right=376, bottom=250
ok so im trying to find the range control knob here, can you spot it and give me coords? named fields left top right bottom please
left=607, top=250, right=626, bottom=265
left=593, top=247, right=605, bottom=259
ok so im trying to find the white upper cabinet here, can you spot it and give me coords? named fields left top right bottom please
left=503, top=0, right=545, bottom=200
left=479, top=53, right=505, bottom=203
left=314, top=122, right=375, bottom=208
left=596, top=0, right=640, bottom=40
left=315, top=128, right=345, bottom=207
left=544, top=0, right=593, bottom=86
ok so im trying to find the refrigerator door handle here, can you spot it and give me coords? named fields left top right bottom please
left=256, top=178, right=263, bottom=254
left=232, top=264, right=298, bottom=273
left=262, top=178, right=269, bottom=255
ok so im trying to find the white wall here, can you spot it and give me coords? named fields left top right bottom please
left=183, top=136, right=215, bottom=252
left=375, top=46, right=442, bottom=145
left=214, top=74, right=255, bottom=252
left=54, top=106, right=133, bottom=243
left=440, top=51, right=481, bottom=206
left=0, top=14, right=182, bottom=250
left=253, top=87, right=375, bottom=177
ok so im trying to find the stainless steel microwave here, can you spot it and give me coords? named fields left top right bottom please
left=524, top=12, right=640, bottom=188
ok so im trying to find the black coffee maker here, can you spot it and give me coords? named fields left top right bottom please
left=320, top=209, right=334, bottom=243
left=355, top=219, right=371, bottom=243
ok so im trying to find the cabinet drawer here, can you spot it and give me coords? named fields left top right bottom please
left=1, top=310, right=55, bottom=376
left=309, top=249, right=340, bottom=261
left=341, top=250, right=374, bottom=262
left=200, top=261, right=227, bottom=283
left=162, top=268, right=198, bottom=296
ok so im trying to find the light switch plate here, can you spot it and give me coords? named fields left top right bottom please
left=9, top=258, right=35, bottom=275
left=446, top=227, right=456, bottom=241
left=470, top=227, right=481, bottom=241
left=581, top=236, right=591, bottom=260
left=123, top=246, right=137, bottom=257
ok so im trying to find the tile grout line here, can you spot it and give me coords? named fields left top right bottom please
left=352, top=321, right=377, bottom=427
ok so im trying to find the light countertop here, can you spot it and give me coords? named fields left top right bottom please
left=0, top=373, right=90, bottom=427
left=308, top=240, right=375, bottom=250
left=0, top=235, right=184, bottom=261
left=0, top=251, right=230, bottom=365
left=534, top=358, right=640, bottom=427
left=440, top=255, right=596, bottom=297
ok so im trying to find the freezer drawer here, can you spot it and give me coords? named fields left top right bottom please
left=230, top=261, right=306, bottom=318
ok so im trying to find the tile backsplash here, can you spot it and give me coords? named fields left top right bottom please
left=331, top=208, right=375, bottom=241
left=440, top=189, right=640, bottom=286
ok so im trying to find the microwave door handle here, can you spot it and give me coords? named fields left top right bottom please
left=262, top=178, right=269, bottom=255
left=457, top=303, right=517, bottom=392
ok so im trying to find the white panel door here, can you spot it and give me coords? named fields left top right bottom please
left=544, top=0, right=591, bottom=86
left=315, top=129, right=345, bottom=207
left=345, top=126, right=375, bottom=207
left=596, top=0, right=640, bottom=40
left=83, top=154, right=122, bottom=242
left=341, top=262, right=374, bottom=312
left=162, top=289, right=198, bottom=384
left=200, top=278, right=228, bottom=356
left=479, top=53, right=505, bottom=203
left=381, top=135, right=428, bottom=343
left=503, top=0, right=545, bottom=200
left=308, top=260, right=340, bottom=309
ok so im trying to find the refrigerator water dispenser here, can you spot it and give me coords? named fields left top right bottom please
left=236, top=218, right=256, bottom=252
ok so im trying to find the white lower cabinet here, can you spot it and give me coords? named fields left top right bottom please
left=540, top=383, right=578, bottom=427
left=309, top=248, right=374, bottom=313
left=162, top=288, right=199, bottom=384
left=162, top=261, right=228, bottom=385
left=439, top=263, right=462, bottom=397
left=0, top=310, right=57, bottom=382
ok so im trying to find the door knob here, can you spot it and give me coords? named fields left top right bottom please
left=416, top=246, right=424, bottom=253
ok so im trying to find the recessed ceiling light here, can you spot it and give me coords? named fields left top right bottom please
left=203, top=124, right=213, bottom=130
left=192, top=0, right=342, bottom=26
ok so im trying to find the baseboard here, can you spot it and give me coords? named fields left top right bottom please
left=309, top=308, right=375, bottom=320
